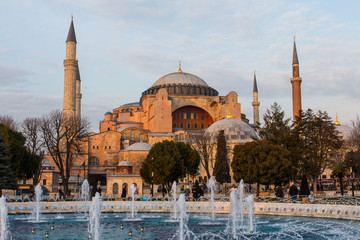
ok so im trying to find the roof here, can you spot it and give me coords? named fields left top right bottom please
left=293, top=40, right=299, bottom=65
left=119, top=102, right=141, bottom=108
left=117, top=125, right=143, bottom=133
left=105, top=111, right=112, bottom=115
left=66, top=20, right=77, bottom=43
left=118, top=160, right=132, bottom=166
left=253, top=72, right=258, bottom=92
left=152, top=72, right=209, bottom=87
left=42, top=160, right=53, bottom=167
left=76, top=66, right=81, bottom=81
left=124, top=142, right=152, bottom=151
left=205, top=118, right=258, bottom=142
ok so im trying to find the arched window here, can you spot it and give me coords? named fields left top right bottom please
left=121, top=133, right=127, bottom=140
left=194, top=123, right=198, bottom=129
left=130, top=131, right=136, bottom=141
left=139, top=133, right=144, bottom=142
left=173, top=123, right=176, bottom=128
left=113, top=183, right=119, bottom=195
left=89, top=157, right=99, bottom=166
left=122, top=183, right=128, bottom=197
left=187, top=123, right=191, bottom=129
left=180, top=123, right=184, bottom=128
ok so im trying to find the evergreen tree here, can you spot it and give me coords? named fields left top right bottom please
left=299, top=174, right=310, bottom=197
left=0, top=137, right=17, bottom=196
left=140, top=140, right=185, bottom=193
left=232, top=140, right=292, bottom=196
left=213, top=130, right=230, bottom=184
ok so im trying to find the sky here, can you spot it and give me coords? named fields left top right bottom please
left=0, top=0, right=359, bottom=131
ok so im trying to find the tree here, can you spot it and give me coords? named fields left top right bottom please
left=232, top=140, right=292, bottom=196
left=21, top=117, right=45, bottom=186
left=189, top=132, right=216, bottom=179
left=0, top=136, right=17, bottom=196
left=213, top=130, right=231, bottom=184
left=332, top=162, right=348, bottom=196
left=344, top=150, right=360, bottom=178
left=0, top=123, right=40, bottom=180
left=140, top=140, right=185, bottom=194
left=299, top=174, right=310, bottom=197
left=258, top=102, right=292, bottom=145
left=258, top=102, right=300, bottom=179
left=349, top=115, right=360, bottom=151
left=176, top=142, right=200, bottom=178
left=40, top=110, right=90, bottom=197
left=0, top=115, right=18, bottom=131
left=293, top=109, right=343, bottom=194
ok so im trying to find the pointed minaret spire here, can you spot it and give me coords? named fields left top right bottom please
left=291, top=36, right=302, bottom=121
left=292, top=36, right=299, bottom=65
left=253, top=70, right=258, bottom=93
left=252, top=70, right=260, bottom=125
left=66, top=17, right=77, bottom=43
left=63, top=17, right=79, bottom=118
left=334, top=113, right=340, bottom=126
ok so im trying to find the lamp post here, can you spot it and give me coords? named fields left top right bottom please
left=151, top=158, right=155, bottom=198
left=349, top=150, right=355, bottom=197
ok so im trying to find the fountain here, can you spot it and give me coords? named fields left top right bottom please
left=0, top=196, right=10, bottom=240
left=171, top=181, right=177, bottom=220
left=129, top=184, right=137, bottom=219
left=228, top=191, right=238, bottom=239
left=237, top=179, right=245, bottom=226
left=246, top=194, right=254, bottom=233
left=88, top=192, right=102, bottom=240
left=207, top=176, right=216, bottom=223
left=177, top=194, right=188, bottom=240
left=34, top=183, right=42, bottom=222
left=81, top=180, right=90, bottom=217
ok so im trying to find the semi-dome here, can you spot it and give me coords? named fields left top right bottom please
left=125, top=142, right=153, bottom=151
left=152, top=72, right=209, bottom=87
left=205, top=118, right=258, bottom=142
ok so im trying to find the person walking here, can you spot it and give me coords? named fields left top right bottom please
left=275, top=185, right=284, bottom=198
left=289, top=183, right=299, bottom=202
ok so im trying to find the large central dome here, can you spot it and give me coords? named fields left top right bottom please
left=152, top=72, right=209, bottom=87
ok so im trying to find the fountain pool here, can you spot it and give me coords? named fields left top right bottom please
left=7, top=212, right=360, bottom=239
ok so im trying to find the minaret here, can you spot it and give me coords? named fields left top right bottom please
left=63, top=17, right=78, bottom=118
left=252, top=70, right=260, bottom=125
left=75, top=66, right=82, bottom=119
left=291, top=37, right=302, bottom=121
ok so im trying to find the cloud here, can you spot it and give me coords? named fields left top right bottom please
left=0, top=66, right=33, bottom=87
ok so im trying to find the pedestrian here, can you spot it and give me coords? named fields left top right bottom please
left=184, top=188, right=190, bottom=197
left=121, top=185, right=127, bottom=199
left=289, top=183, right=299, bottom=201
left=275, top=185, right=284, bottom=198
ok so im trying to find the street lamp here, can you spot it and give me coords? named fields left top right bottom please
left=349, top=150, right=355, bottom=197
left=151, top=158, right=155, bottom=198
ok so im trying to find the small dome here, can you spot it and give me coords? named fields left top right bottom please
left=42, top=160, right=53, bottom=167
left=205, top=118, right=257, bottom=142
left=152, top=72, right=209, bottom=87
left=125, top=142, right=153, bottom=151
left=105, top=111, right=112, bottom=115
left=118, top=160, right=132, bottom=166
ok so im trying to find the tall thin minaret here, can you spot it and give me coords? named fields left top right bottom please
left=63, top=17, right=78, bottom=118
left=291, top=37, right=302, bottom=121
left=75, top=66, right=82, bottom=119
left=252, top=70, right=260, bottom=125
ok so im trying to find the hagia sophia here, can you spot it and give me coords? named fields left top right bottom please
left=41, top=19, right=351, bottom=197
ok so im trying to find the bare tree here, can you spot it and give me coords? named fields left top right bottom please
left=190, top=132, right=216, bottom=179
left=21, top=117, right=45, bottom=186
left=0, top=115, right=18, bottom=131
left=350, top=115, right=360, bottom=151
left=40, top=110, right=90, bottom=196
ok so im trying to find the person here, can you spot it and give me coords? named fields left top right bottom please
left=97, top=186, right=102, bottom=196
left=229, top=184, right=237, bottom=194
left=289, top=183, right=299, bottom=201
left=275, top=185, right=284, bottom=198
left=121, top=186, right=127, bottom=199
left=194, top=186, right=204, bottom=199
left=184, top=188, right=190, bottom=197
